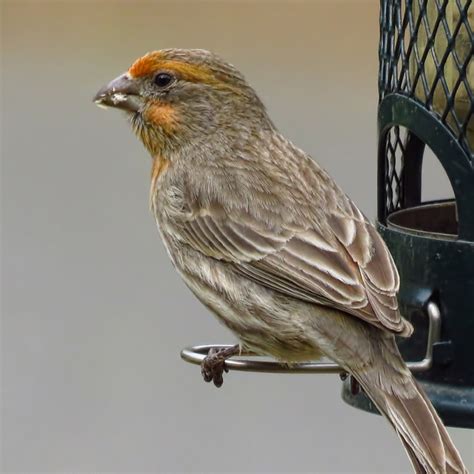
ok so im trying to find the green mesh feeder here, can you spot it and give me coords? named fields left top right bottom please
left=342, top=0, right=474, bottom=429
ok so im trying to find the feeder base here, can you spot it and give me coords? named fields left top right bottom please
left=341, top=379, right=474, bottom=429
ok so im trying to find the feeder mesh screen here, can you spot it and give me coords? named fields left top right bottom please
left=379, top=0, right=473, bottom=212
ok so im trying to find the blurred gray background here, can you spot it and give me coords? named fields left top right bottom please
left=2, top=1, right=472, bottom=472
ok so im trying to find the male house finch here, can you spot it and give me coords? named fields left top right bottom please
left=94, top=49, right=466, bottom=473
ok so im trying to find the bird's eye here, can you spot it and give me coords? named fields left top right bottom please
left=154, top=72, right=174, bottom=88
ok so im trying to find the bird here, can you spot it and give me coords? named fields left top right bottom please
left=94, top=49, right=467, bottom=474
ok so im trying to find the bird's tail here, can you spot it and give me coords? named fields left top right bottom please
left=351, top=339, right=467, bottom=474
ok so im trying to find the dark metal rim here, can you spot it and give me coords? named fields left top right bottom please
left=387, top=198, right=458, bottom=240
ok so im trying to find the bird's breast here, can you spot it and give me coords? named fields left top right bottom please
left=149, top=154, right=170, bottom=211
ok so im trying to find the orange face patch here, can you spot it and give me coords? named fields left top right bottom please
left=128, top=52, right=164, bottom=78
left=143, top=101, right=179, bottom=133
left=129, top=52, right=214, bottom=83
left=128, top=51, right=236, bottom=92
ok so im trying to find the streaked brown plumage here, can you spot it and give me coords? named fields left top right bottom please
left=94, top=49, right=467, bottom=474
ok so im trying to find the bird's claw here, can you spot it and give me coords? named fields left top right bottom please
left=200, top=345, right=238, bottom=388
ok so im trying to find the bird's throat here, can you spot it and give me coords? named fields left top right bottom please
left=149, top=154, right=170, bottom=210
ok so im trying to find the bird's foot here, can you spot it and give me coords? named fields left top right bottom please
left=339, top=372, right=362, bottom=394
left=201, top=345, right=239, bottom=388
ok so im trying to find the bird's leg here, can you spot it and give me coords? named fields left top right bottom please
left=201, top=344, right=240, bottom=388
left=340, top=371, right=362, bottom=394
left=350, top=375, right=361, bottom=395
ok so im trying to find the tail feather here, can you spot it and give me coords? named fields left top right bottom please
left=384, top=387, right=447, bottom=472
left=412, top=379, right=466, bottom=473
left=351, top=340, right=467, bottom=474
left=399, top=437, right=434, bottom=474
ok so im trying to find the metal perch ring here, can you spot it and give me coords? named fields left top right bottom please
left=181, top=301, right=441, bottom=374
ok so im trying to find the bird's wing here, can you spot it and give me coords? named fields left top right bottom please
left=176, top=196, right=411, bottom=336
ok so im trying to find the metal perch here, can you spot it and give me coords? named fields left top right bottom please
left=181, top=301, right=441, bottom=375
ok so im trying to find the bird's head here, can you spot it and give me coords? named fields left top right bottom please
left=94, top=49, right=272, bottom=156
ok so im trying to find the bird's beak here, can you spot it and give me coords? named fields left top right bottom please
left=93, top=73, right=143, bottom=113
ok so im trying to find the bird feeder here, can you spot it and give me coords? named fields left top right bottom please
left=342, top=0, right=474, bottom=429
left=181, top=0, right=474, bottom=429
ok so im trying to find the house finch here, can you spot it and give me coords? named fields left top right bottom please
left=94, top=49, right=466, bottom=474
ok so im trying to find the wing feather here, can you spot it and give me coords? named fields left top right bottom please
left=177, top=202, right=411, bottom=336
